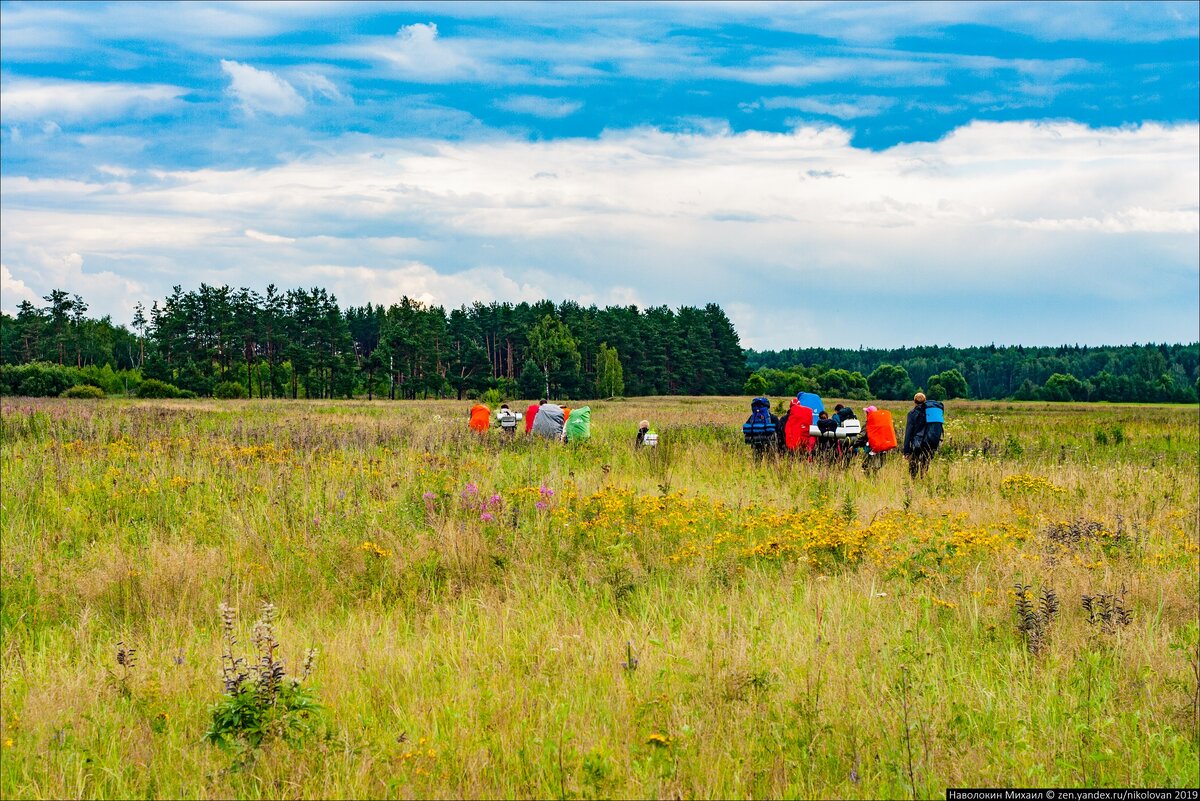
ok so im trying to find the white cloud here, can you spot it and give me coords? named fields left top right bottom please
left=245, top=229, right=295, bottom=244
left=1, top=120, right=1195, bottom=347
left=0, top=77, right=186, bottom=124
left=0, top=263, right=40, bottom=312
left=348, top=22, right=487, bottom=82
left=220, top=60, right=306, bottom=116
left=494, top=95, right=583, bottom=118
left=749, top=94, right=898, bottom=119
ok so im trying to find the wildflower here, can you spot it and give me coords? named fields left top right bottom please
left=535, top=501, right=549, bottom=512
left=488, top=493, right=502, bottom=508
left=422, top=491, right=436, bottom=501
left=480, top=513, right=494, bottom=523
left=645, top=733, right=671, bottom=746
left=462, top=482, right=478, bottom=498
left=539, top=485, right=555, bottom=499
left=3, top=738, right=11, bottom=748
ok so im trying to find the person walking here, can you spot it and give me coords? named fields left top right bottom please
left=902, top=392, right=945, bottom=478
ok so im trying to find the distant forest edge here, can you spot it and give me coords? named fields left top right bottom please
left=0, top=285, right=1196, bottom=403
left=746, top=344, right=1199, bottom=404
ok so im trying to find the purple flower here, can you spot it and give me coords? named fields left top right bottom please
left=422, top=491, right=436, bottom=501
left=312, top=516, right=320, bottom=526
left=461, top=482, right=478, bottom=498
left=539, top=485, right=554, bottom=499
left=480, top=512, right=494, bottom=523
left=535, top=501, right=549, bottom=512
left=488, top=493, right=502, bottom=507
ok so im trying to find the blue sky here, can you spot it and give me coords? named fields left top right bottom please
left=1, top=1, right=1197, bottom=349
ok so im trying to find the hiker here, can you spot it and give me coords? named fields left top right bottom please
left=903, top=392, right=945, bottom=478
left=468, top=401, right=491, bottom=434
left=832, top=404, right=857, bottom=425
left=857, top=404, right=897, bottom=473
left=564, top=406, right=591, bottom=443
left=742, top=396, right=780, bottom=455
left=524, top=400, right=544, bottom=434
left=814, top=410, right=840, bottom=462
left=530, top=402, right=566, bottom=441
left=635, top=420, right=658, bottom=448
left=781, top=397, right=815, bottom=455
left=496, top=403, right=521, bottom=436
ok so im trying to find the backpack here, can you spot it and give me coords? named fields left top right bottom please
left=743, top=396, right=777, bottom=444
left=497, top=409, right=520, bottom=430
left=866, top=409, right=897, bottom=452
left=922, top=400, right=945, bottom=449
left=783, top=401, right=814, bottom=451
left=796, top=392, right=825, bottom=417
left=642, top=432, right=658, bottom=448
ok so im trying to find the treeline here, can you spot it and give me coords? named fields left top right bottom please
left=745, top=344, right=1200, bottom=403
left=0, top=285, right=745, bottom=399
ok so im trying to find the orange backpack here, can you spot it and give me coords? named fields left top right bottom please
left=469, top=404, right=491, bottom=433
left=866, top=409, right=897, bottom=452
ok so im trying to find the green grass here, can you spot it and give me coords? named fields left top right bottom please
left=1, top=396, right=1197, bottom=798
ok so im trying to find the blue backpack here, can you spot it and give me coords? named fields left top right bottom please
left=797, top=392, right=825, bottom=417
left=743, top=396, right=777, bottom=444
left=922, top=400, right=945, bottom=448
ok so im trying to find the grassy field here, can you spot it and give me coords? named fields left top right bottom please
left=1, top=395, right=1197, bottom=799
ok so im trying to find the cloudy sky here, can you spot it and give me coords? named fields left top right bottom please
left=1, top=1, right=1197, bottom=349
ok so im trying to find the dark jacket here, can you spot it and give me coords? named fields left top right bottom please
left=833, top=407, right=856, bottom=424
left=903, top=400, right=945, bottom=455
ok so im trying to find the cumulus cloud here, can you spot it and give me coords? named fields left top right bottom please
left=1, top=120, right=1195, bottom=347
left=348, top=22, right=488, bottom=82
left=493, top=95, right=583, bottom=118
left=0, top=263, right=40, bottom=312
left=220, top=60, right=306, bottom=116
left=0, top=77, right=186, bottom=124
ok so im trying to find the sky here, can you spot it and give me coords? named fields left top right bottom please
left=1, top=1, right=1197, bottom=350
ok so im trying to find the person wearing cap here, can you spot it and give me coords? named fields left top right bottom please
left=903, top=391, right=946, bottom=479
left=635, top=419, right=659, bottom=448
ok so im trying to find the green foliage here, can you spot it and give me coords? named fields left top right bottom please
left=61, top=384, right=105, bottom=399
left=204, top=602, right=321, bottom=752
left=136, top=378, right=189, bottom=399
left=868, top=363, right=915, bottom=400
left=480, top=388, right=504, bottom=405
left=742, top=372, right=769, bottom=395
left=748, top=343, right=1199, bottom=403
left=596, top=343, right=625, bottom=398
left=927, top=368, right=969, bottom=400
left=527, top=315, right=581, bottom=399
left=1, top=362, right=79, bottom=396
left=212, top=380, right=248, bottom=400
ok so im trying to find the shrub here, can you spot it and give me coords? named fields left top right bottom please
left=61, top=384, right=105, bottom=399
left=0, top=362, right=78, bottom=397
left=137, top=378, right=187, bottom=399
left=212, top=380, right=248, bottom=400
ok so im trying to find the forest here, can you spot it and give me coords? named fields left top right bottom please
left=1, top=285, right=1195, bottom=403
left=746, top=344, right=1200, bottom=403
left=0, top=285, right=745, bottom=400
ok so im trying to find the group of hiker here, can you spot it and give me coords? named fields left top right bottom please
left=468, top=399, right=598, bottom=444
left=466, top=390, right=944, bottom=478
left=743, top=391, right=945, bottom=478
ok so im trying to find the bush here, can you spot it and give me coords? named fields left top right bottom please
left=137, top=378, right=187, bottom=399
left=0, top=362, right=78, bottom=397
left=212, top=381, right=248, bottom=400
left=61, top=384, right=106, bottom=399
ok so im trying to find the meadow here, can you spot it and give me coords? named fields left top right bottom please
left=0, top=396, right=1197, bottom=799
